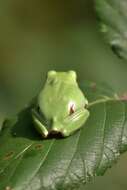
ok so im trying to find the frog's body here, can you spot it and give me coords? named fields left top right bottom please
left=32, top=71, right=89, bottom=138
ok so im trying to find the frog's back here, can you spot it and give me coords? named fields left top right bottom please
left=38, top=71, right=86, bottom=119
left=39, top=71, right=83, bottom=104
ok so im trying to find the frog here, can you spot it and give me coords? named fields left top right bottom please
left=32, top=70, right=89, bottom=138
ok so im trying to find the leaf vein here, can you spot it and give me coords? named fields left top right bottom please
left=60, top=129, right=82, bottom=188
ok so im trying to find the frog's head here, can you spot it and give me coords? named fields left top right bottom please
left=47, top=70, right=77, bottom=85
left=37, top=70, right=88, bottom=136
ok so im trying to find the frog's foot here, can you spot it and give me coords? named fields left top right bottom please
left=62, top=108, right=89, bottom=137
left=31, top=108, right=49, bottom=138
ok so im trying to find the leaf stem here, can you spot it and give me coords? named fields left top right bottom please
left=88, top=97, right=117, bottom=108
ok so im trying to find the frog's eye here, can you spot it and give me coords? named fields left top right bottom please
left=68, top=71, right=77, bottom=80
left=69, top=102, right=75, bottom=115
left=48, top=70, right=56, bottom=78
left=47, top=71, right=57, bottom=85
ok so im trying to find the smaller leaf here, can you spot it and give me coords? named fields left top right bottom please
left=95, top=0, right=127, bottom=60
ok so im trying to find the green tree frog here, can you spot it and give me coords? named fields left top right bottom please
left=32, top=71, right=89, bottom=138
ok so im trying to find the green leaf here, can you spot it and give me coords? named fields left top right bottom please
left=95, top=0, right=127, bottom=60
left=0, top=82, right=127, bottom=190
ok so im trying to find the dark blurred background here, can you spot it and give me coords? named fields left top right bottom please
left=0, top=0, right=127, bottom=189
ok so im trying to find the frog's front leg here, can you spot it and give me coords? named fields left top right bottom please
left=62, top=108, right=89, bottom=137
left=31, top=109, right=49, bottom=138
